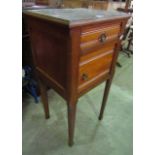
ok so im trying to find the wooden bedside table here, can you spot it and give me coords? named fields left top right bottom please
left=23, top=8, right=130, bottom=146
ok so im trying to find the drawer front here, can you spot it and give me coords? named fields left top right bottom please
left=80, top=23, right=120, bottom=52
left=78, top=47, right=114, bottom=92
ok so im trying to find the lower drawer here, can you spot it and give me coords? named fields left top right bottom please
left=78, top=49, right=114, bottom=93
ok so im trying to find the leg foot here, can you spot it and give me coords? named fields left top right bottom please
left=116, top=62, right=122, bottom=67
left=68, top=141, right=74, bottom=147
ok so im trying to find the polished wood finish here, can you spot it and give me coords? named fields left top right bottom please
left=81, top=24, right=120, bottom=43
left=24, top=9, right=129, bottom=146
left=79, top=50, right=113, bottom=93
left=28, top=17, right=69, bottom=99
left=80, top=23, right=120, bottom=52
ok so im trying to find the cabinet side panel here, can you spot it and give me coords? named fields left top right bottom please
left=27, top=17, right=69, bottom=96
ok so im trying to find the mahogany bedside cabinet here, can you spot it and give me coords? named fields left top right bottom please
left=23, top=8, right=130, bottom=146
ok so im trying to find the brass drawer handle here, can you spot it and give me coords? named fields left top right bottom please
left=82, top=73, right=89, bottom=81
left=99, top=33, right=107, bottom=43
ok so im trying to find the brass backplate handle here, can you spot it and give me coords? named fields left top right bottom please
left=99, top=33, right=107, bottom=43
left=82, top=73, right=89, bottom=81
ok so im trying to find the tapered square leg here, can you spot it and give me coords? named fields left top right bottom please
left=99, top=78, right=112, bottom=120
left=67, top=103, right=77, bottom=146
left=39, top=80, right=50, bottom=119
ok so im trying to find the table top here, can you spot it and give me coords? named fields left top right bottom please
left=23, top=8, right=130, bottom=27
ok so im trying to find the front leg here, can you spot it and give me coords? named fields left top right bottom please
left=67, top=102, right=77, bottom=146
